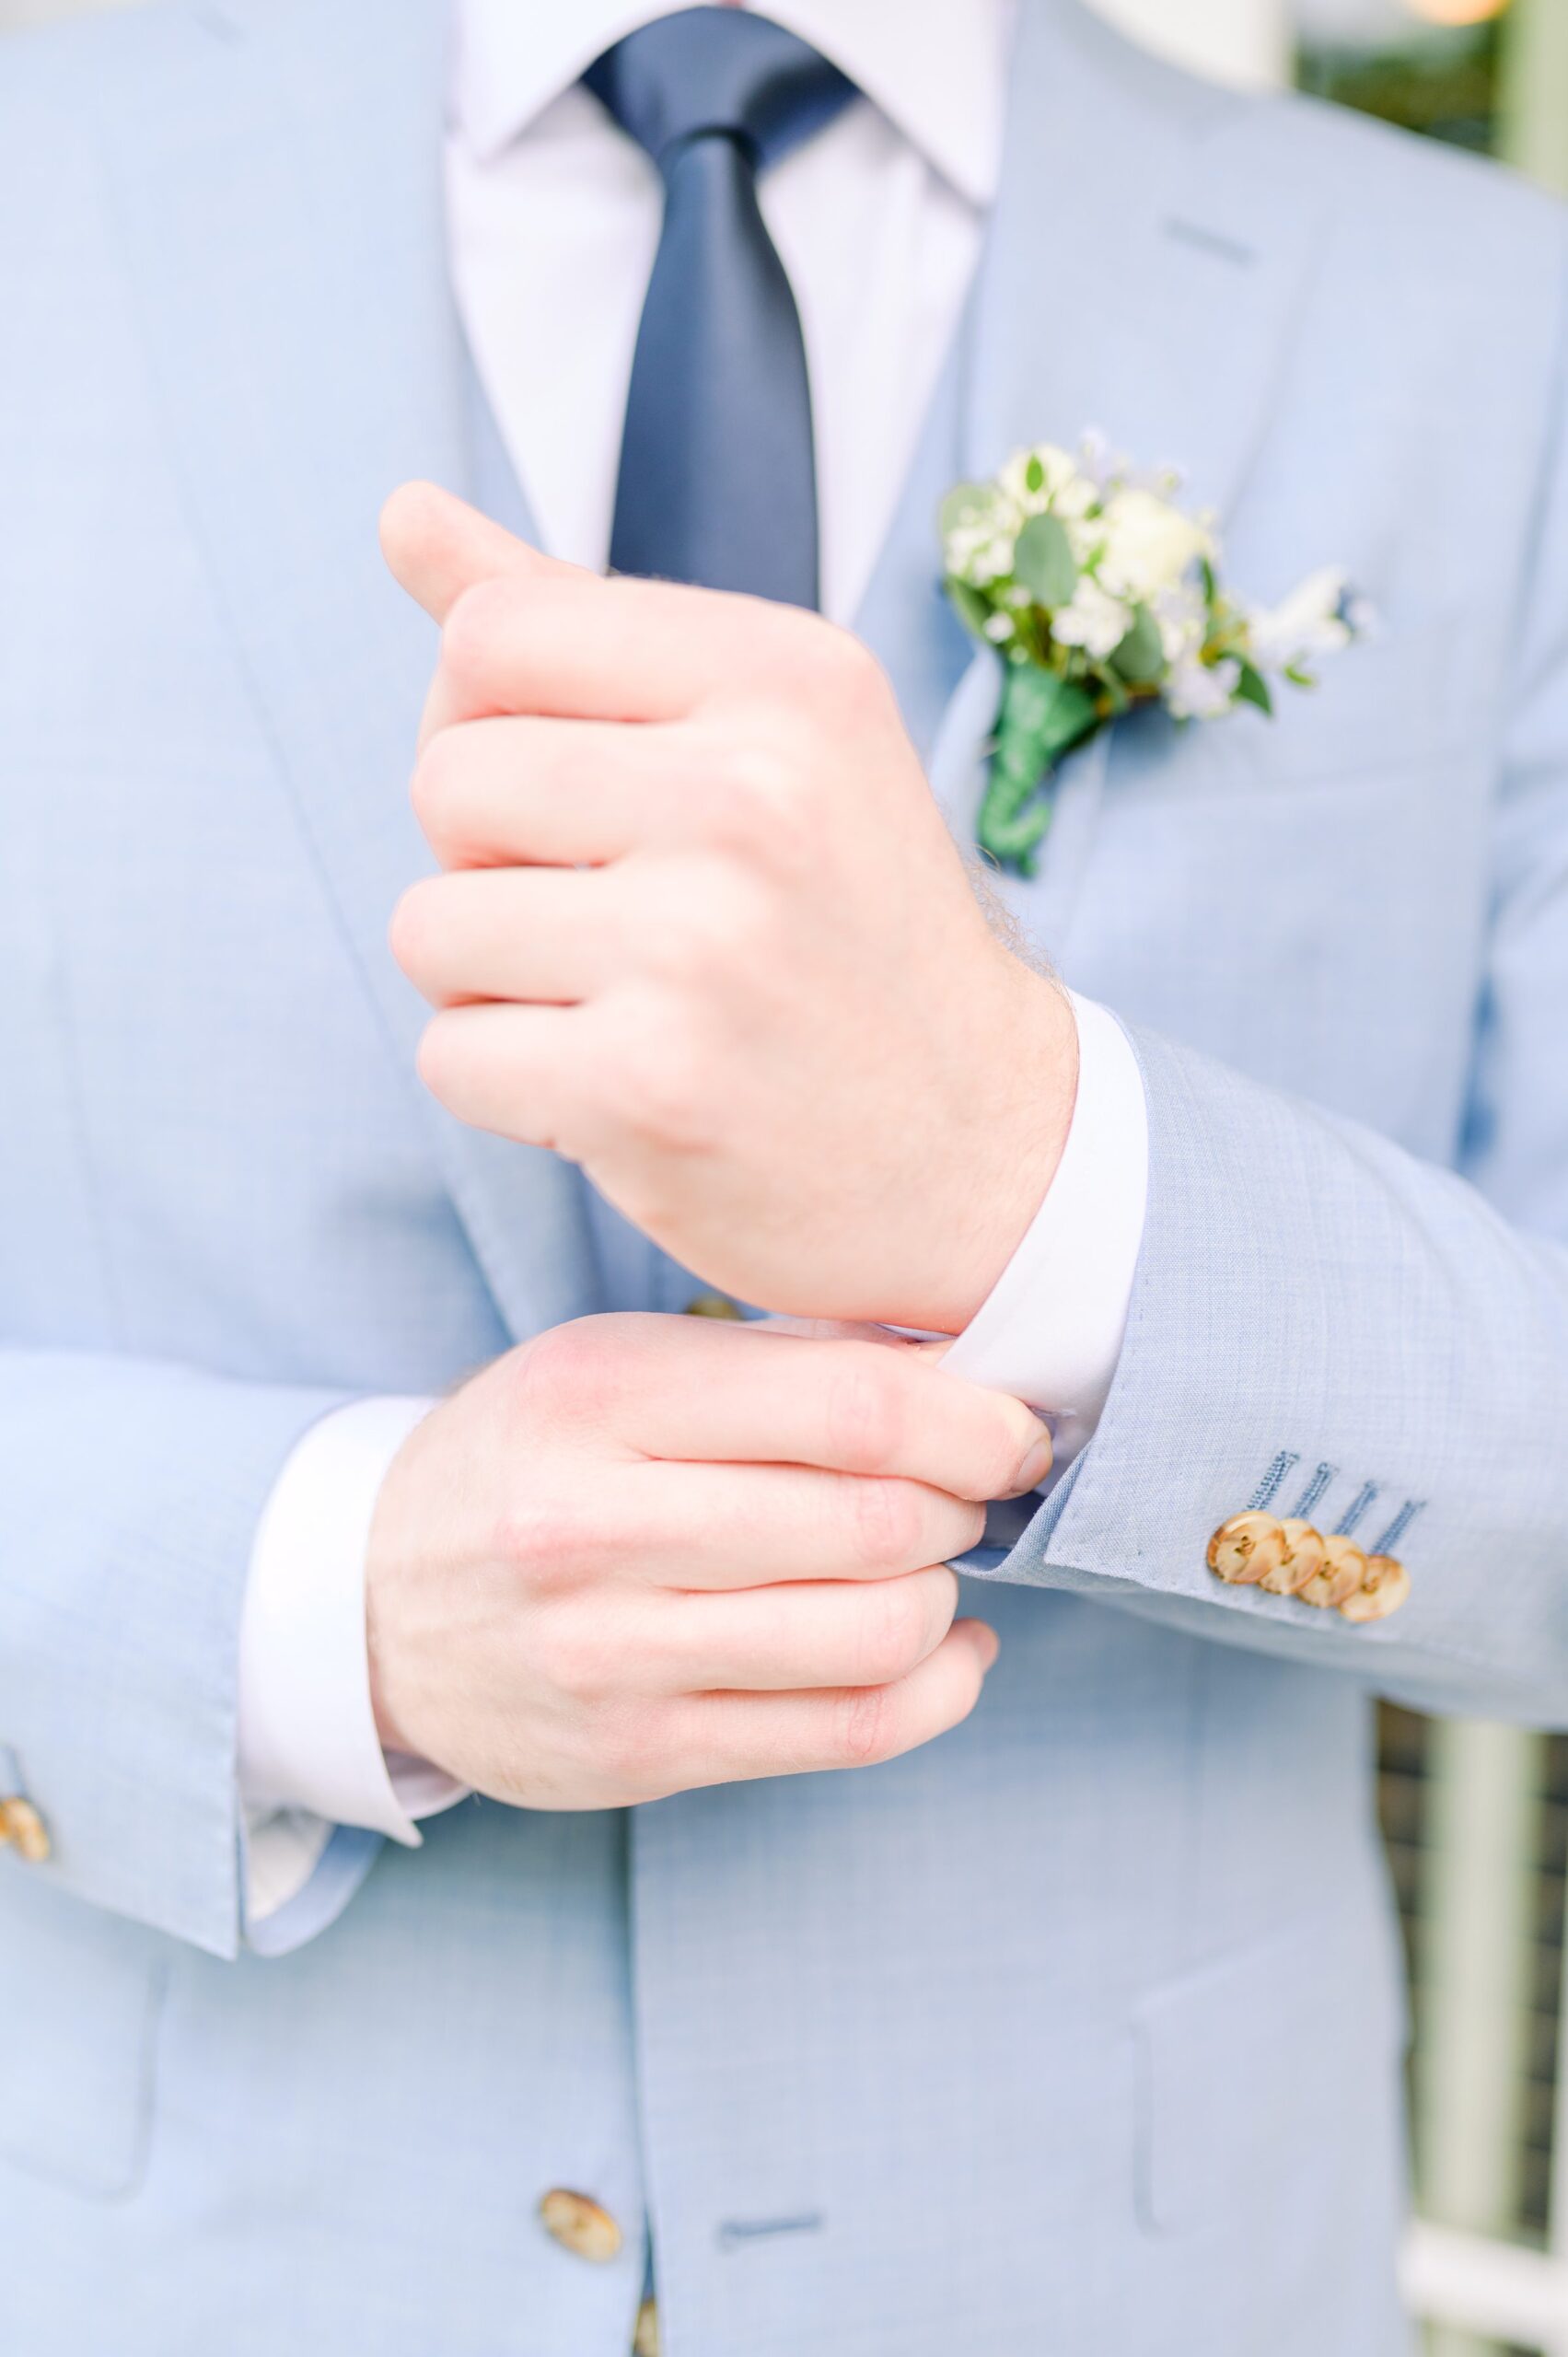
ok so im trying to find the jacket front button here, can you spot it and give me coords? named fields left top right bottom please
left=1207, top=1512, right=1285, bottom=1585
left=682, top=1291, right=742, bottom=1319
left=539, top=2188, right=623, bottom=2263
left=1298, top=1534, right=1367, bottom=1609
left=0, top=1797, right=51, bottom=1864
left=1340, top=1555, right=1411, bottom=1622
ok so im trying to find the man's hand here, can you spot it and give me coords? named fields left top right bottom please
left=380, top=484, right=1078, bottom=1335
left=366, top=1315, right=1051, bottom=1808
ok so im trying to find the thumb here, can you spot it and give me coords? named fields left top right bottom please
left=379, top=480, right=542, bottom=624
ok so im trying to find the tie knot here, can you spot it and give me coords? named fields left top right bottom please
left=584, top=7, right=854, bottom=176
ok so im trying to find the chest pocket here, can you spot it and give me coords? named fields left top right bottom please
left=0, top=1880, right=166, bottom=2200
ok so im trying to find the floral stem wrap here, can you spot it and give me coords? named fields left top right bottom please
left=980, top=668, right=1099, bottom=876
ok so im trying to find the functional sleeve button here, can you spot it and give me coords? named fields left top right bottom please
left=1298, top=1535, right=1367, bottom=1609
left=1340, top=1555, right=1411, bottom=1623
left=1259, top=1518, right=1324, bottom=1596
left=539, top=2189, right=623, bottom=2263
left=682, top=1292, right=743, bottom=1319
left=0, top=1797, right=51, bottom=1864
left=1207, top=1512, right=1286, bottom=1585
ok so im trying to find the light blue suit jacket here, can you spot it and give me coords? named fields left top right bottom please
left=4, top=2, right=1568, bottom=2350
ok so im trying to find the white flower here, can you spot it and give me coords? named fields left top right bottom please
left=1051, top=576, right=1133, bottom=661
left=1167, top=655, right=1241, bottom=722
left=1150, top=578, right=1209, bottom=667
left=982, top=612, right=1016, bottom=644
left=1246, top=566, right=1355, bottom=672
left=1096, top=487, right=1215, bottom=605
left=946, top=516, right=1020, bottom=586
left=998, top=443, right=1099, bottom=521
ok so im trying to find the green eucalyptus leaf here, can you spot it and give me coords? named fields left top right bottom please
left=1110, top=605, right=1165, bottom=687
left=1235, top=661, right=1274, bottom=717
left=1012, top=512, right=1078, bottom=610
left=944, top=577, right=994, bottom=643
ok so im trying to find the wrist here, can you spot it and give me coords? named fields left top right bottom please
left=363, top=1416, right=436, bottom=1763
left=900, top=970, right=1079, bottom=1334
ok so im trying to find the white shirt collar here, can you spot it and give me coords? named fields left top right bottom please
left=450, top=0, right=1013, bottom=208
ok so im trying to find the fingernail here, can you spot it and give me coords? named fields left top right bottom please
left=1008, top=1423, right=1054, bottom=1495
left=975, top=1624, right=1001, bottom=1672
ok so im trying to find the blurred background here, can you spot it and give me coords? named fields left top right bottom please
left=2, top=0, right=1564, bottom=2350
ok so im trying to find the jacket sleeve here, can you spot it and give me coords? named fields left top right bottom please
left=984, top=285, right=1568, bottom=1729
left=0, top=1349, right=352, bottom=1956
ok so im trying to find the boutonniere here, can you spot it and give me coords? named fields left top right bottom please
left=941, top=436, right=1372, bottom=877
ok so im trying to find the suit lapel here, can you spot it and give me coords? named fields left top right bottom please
left=967, top=0, right=1330, bottom=528
left=917, top=0, right=1335, bottom=934
left=99, top=0, right=602, bottom=1341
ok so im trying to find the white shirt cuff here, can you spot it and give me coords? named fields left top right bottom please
left=942, top=992, right=1148, bottom=1471
left=238, top=1395, right=469, bottom=1924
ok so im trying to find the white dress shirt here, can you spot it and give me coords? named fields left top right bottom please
left=238, top=0, right=1150, bottom=1924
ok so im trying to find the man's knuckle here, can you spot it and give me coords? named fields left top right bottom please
left=827, top=1361, right=907, bottom=1475
left=923, top=1564, right=962, bottom=1643
left=689, top=734, right=815, bottom=869
left=535, top=1610, right=613, bottom=1702
left=614, top=1012, right=715, bottom=1150
left=414, top=1012, right=465, bottom=1100
left=389, top=878, right=438, bottom=973
left=853, top=1579, right=929, bottom=1686
left=645, top=876, right=755, bottom=988
left=835, top=1682, right=899, bottom=1768
left=512, top=1318, right=628, bottom=1430
left=492, top=1496, right=590, bottom=1590
left=591, top=1701, right=668, bottom=1795
left=849, top=1476, right=922, bottom=1573
left=441, top=577, right=513, bottom=691
left=725, top=738, right=796, bottom=814
left=953, top=1499, right=989, bottom=1555
left=410, top=731, right=464, bottom=842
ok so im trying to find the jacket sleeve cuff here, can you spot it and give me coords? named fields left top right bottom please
left=973, top=1021, right=1568, bottom=1724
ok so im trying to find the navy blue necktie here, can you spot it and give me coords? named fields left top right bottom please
left=584, top=9, right=854, bottom=609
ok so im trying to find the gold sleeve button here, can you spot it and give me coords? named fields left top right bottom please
left=1298, top=1535, right=1367, bottom=1609
left=539, top=2189, right=623, bottom=2264
left=0, top=1797, right=51, bottom=1864
left=1207, top=1512, right=1286, bottom=1585
left=1259, top=1518, right=1325, bottom=1596
left=1340, top=1555, right=1411, bottom=1623
left=682, top=1292, right=743, bottom=1319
